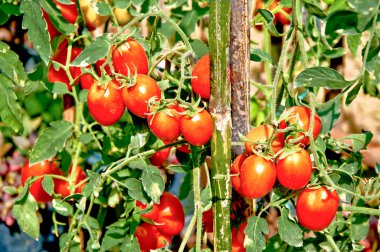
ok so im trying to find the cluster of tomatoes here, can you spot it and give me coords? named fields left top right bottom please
left=135, top=192, right=185, bottom=252
left=230, top=106, right=340, bottom=246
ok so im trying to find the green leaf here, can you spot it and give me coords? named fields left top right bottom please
left=20, top=0, right=50, bottom=64
left=79, top=133, right=93, bottom=144
left=53, top=199, right=74, bottom=216
left=13, top=194, right=40, bottom=240
left=30, top=120, right=73, bottom=165
left=250, top=48, right=274, bottom=65
left=0, top=3, right=21, bottom=16
left=351, top=214, right=370, bottom=241
left=294, top=67, right=353, bottom=89
left=340, top=131, right=373, bottom=152
left=325, top=10, right=360, bottom=35
left=120, top=236, right=140, bottom=252
left=94, top=2, right=112, bottom=16
left=123, top=178, right=148, bottom=204
left=277, top=208, right=303, bottom=247
left=347, top=0, right=378, bottom=15
left=42, top=176, right=54, bottom=196
left=129, top=132, right=149, bottom=152
left=141, top=165, right=164, bottom=203
left=179, top=10, right=197, bottom=36
left=0, top=75, right=23, bottom=133
left=71, top=35, right=110, bottom=66
left=245, top=216, right=269, bottom=252
left=0, top=41, right=27, bottom=86
left=317, top=95, right=341, bottom=135
left=328, top=172, right=355, bottom=203
left=345, top=82, right=362, bottom=106
left=200, top=184, right=212, bottom=209
left=347, top=34, right=361, bottom=56
left=258, top=9, right=281, bottom=37
left=303, top=0, right=326, bottom=18
left=190, top=40, right=209, bottom=59
left=101, top=219, right=128, bottom=251
left=113, top=0, right=132, bottom=8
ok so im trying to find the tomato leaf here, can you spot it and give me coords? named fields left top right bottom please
left=328, top=172, right=355, bottom=203
left=277, top=208, right=303, bottom=247
left=295, top=67, right=353, bottom=89
left=123, top=178, right=148, bottom=204
left=191, top=40, right=209, bottom=59
left=29, top=120, right=73, bottom=165
left=42, top=176, right=54, bottom=196
left=94, top=2, right=112, bottom=16
left=303, top=0, right=326, bottom=18
left=120, top=236, right=140, bottom=252
left=141, top=165, right=164, bottom=203
left=347, top=0, right=378, bottom=15
left=351, top=214, right=370, bottom=242
left=71, top=35, right=110, bottom=67
left=250, top=48, right=274, bottom=65
left=59, top=233, right=80, bottom=251
left=258, top=9, right=282, bottom=37
left=347, top=34, right=361, bottom=56
left=13, top=193, right=40, bottom=240
left=317, top=94, right=341, bottom=135
left=20, top=0, right=50, bottom=64
left=0, top=41, right=27, bottom=86
left=339, top=131, right=373, bottom=152
left=52, top=199, right=74, bottom=216
left=345, top=82, right=362, bottom=106
left=101, top=219, right=129, bottom=251
left=0, top=75, right=23, bottom=134
left=245, top=216, right=269, bottom=252
left=325, top=10, right=360, bottom=35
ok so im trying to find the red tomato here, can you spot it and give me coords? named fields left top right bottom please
left=202, top=209, right=213, bottom=233
left=48, top=41, right=82, bottom=91
left=156, top=192, right=185, bottom=236
left=180, top=109, right=213, bottom=146
left=79, top=72, right=95, bottom=90
left=240, top=155, right=276, bottom=199
left=21, top=160, right=60, bottom=203
left=231, top=154, right=248, bottom=195
left=148, top=105, right=182, bottom=143
left=232, top=222, right=247, bottom=252
left=122, top=74, right=161, bottom=118
left=296, top=186, right=339, bottom=231
left=87, top=80, right=125, bottom=126
left=276, top=149, right=312, bottom=190
left=54, top=0, right=78, bottom=24
left=42, top=10, right=60, bottom=40
left=245, top=124, right=284, bottom=155
left=156, top=231, right=172, bottom=249
left=136, top=201, right=160, bottom=221
left=54, top=166, right=87, bottom=198
left=112, top=38, right=149, bottom=76
left=279, top=106, right=322, bottom=146
left=150, top=148, right=171, bottom=167
left=135, top=223, right=159, bottom=252
left=191, top=54, right=210, bottom=99
left=176, top=144, right=192, bottom=153
left=95, top=57, right=112, bottom=76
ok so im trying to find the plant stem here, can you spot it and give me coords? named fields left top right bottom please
left=178, top=210, right=197, bottom=252
left=191, top=146, right=203, bottom=252
left=341, top=205, right=380, bottom=216
left=325, top=231, right=341, bottom=252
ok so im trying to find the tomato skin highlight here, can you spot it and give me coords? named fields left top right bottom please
left=231, top=154, right=248, bottom=195
left=156, top=192, right=185, bottom=236
left=276, top=149, right=312, bottom=190
left=87, top=80, right=125, bottom=126
left=191, top=54, right=210, bottom=99
left=296, top=186, right=340, bottom=231
left=244, top=124, right=284, bottom=155
left=122, top=74, right=161, bottom=118
left=54, top=166, right=87, bottom=198
left=112, top=38, right=149, bottom=76
left=148, top=105, right=182, bottom=143
left=149, top=148, right=171, bottom=167
left=180, top=109, right=213, bottom=146
left=240, top=155, right=276, bottom=199
left=21, top=160, right=60, bottom=203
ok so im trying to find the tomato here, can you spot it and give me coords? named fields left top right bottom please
left=156, top=231, right=172, bottom=249
left=191, top=54, right=210, bottom=99
left=279, top=106, right=322, bottom=146
left=122, top=74, right=161, bottom=118
left=245, top=124, right=284, bottom=155
left=21, top=160, right=60, bottom=203
left=136, top=201, right=160, bottom=221
left=79, top=0, right=108, bottom=31
left=276, top=149, right=312, bottom=190
left=113, top=8, right=133, bottom=26
left=231, top=154, right=248, bottom=195
left=232, top=222, right=247, bottom=252
left=135, top=223, right=159, bottom=252
left=112, top=38, right=149, bottom=76
left=180, top=109, right=213, bottom=146
left=202, top=209, right=213, bottom=233
left=176, top=143, right=191, bottom=153
left=54, top=166, right=87, bottom=198
left=54, top=0, right=78, bottom=24
left=42, top=10, right=60, bottom=40
left=95, top=57, right=112, bottom=76
left=79, top=71, right=95, bottom=90
left=150, top=148, right=171, bottom=167
left=148, top=105, right=182, bottom=143
left=156, top=192, right=185, bottom=236
left=48, top=40, right=82, bottom=91
left=240, top=155, right=276, bottom=199
left=87, top=80, right=125, bottom=126
left=296, top=186, right=339, bottom=231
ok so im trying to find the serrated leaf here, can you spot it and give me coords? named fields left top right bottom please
left=71, top=35, right=110, bottom=66
left=79, top=133, right=93, bottom=144
left=200, top=184, right=211, bottom=209
left=317, top=94, right=341, bottom=134
left=53, top=199, right=74, bottom=216
left=303, top=0, right=326, bottom=18
left=13, top=193, right=40, bottom=240
left=0, top=41, right=27, bottom=86
left=120, top=236, right=140, bottom=252
left=258, top=9, right=282, bottom=37
left=2, top=186, right=18, bottom=195
left=42, top=176, right=54, bottom=195
left=295, top=67, right=353, bottom=89
left=113, top=0, right=132, bottom=8
left=101, top=219, right=128, bottom=251
left=190, top=40, right=209, bottom=59
left=20, top=0, right=50, bottom=64
left=94, top=2, right=112, bottom=16
left=179, top=10, right=197, bottom=36
left=123, top=178, right=147, bottom=203
left=245, top=216, right=269, bottom=252
left=351, top=214, right=370, bottom=241
left=141, top=165, right=164, bottom=203
left=30, top=120, right=73, bottom=165
left=345, top=82, right=362, bottom=106
left=347, top=0, right=378, bottom=15
left=0, top=75, right=23, bottom=133
left=277, top=208, right=303, bottom=247
left=325, top=10, right=360, bottom=35
left=347, top=34, right=361, bottom=56
left=250, top=48, right=274, bottom=65
left=340, top=131, right=373, bottom=152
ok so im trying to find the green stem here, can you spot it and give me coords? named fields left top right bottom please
left=341, top=205, right=380, bottom=216
left=191, top=146, right=202, bottom=252
left=178, top=210, right=197, bottom=252
left=325, top=232, right=341, bottom=252
left=263, top=29, right=273, bottom=86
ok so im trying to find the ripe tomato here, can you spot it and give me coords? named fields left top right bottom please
left=79, top=71, right=95, bottom=90
left=135, top=223, right=159, bottom=252
left=276, top=149, right=312, bottom=190
left=279, top=106, right=322, bottom=146
left=245, top=124, right=284, bottom=155
left=296, top=186, right=339, bottom=231
left=42, top=10, right=60, bottom=40
left=136, top=201, right=160, bottom=221
left=54, top=0, right=78, bottom=24
left=79, top=0, right=108, bottom=31
left=202, top=209, right=213, bottom=233
left=191, top=54, right=210, bottom=100
left=54, top=166, right=87, bottom=198
left=231, top=154, right=248, bottom=195
left=156, top=192, right=185, bottom=236
left=180, top=109, right=213, bottom=146
left=122, top=74, right=161, bottom=118
left=150, top=147, right=171, bottom=167
left=232, top=222, right=247, bottom=252
left=87, top=80, right=125, bottom=126
left=112, top=38, right=149, bottom=76
left=176, top=143, right=191, bottom=153
left=240, top=155, right=276, bottom=199
left=21, top=160, right=60, bottom=203
left=95, top=57, right=112, bottom=76
left=48, top=40, right=82, bottom=91
left=148, top=105, right=182, bottom=143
